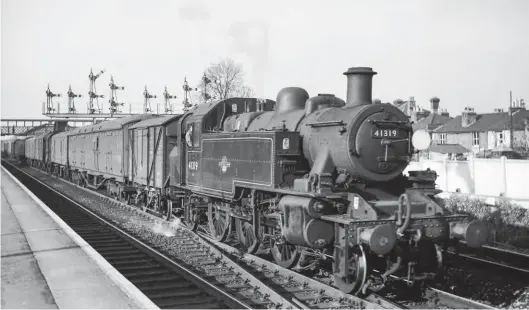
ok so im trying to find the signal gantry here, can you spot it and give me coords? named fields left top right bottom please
left=109, top=76, right=125, bottom=114
left=88, top=68, right=106, bottom=114
left=163, top=86, right=177, bottom=114
left=143, top=86, right=157, bottom=113
left=66, top=85, right=82, bottom=113
left=45, top=84, right=62, bottom=114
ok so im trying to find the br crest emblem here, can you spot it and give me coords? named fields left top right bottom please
left=218, top=156, right=231, bottom=173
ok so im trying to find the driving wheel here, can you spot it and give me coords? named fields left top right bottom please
left=208, top=202, right=231, bottom=242
left=333, top=245, right=368, bottom=295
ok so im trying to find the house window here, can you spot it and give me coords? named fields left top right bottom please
left=439, top=133, right=447, bottom=144
left=472, top=132, right=479, bottom=146
left=494, top=131, right=504, bottom=146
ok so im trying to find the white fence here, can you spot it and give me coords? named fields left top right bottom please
left=405, top=157, right=529, bottom=201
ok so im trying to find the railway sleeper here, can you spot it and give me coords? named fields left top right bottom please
left=191, top=259, right=218, bottom=266
left=86, top=239, right=128, bottom=246
left=104, top=253, right=147, bottom=261
left=94, top=244, right=137, bottom=251
left=153, top=295, right=219, bottom=308
left=147, top=288, right=203, bottom=300
left=130, top=274, right=183, bottom=284
left=114, top=264, right=161, bottom=272
left=202, top=270, right=236, bottom=278
left=223, top=282, right=254, bottom=290
left=108, top=258, right=154, bottom=266
left=180, top=303, right=229, bottom=309
left=137, top=280, right=195, bottom=292
left=122, top=269, right=168, bottom=278
left=81, top=234, right=121, bottom=241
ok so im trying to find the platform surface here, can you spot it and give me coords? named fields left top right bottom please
left=1, top=167, right=157, bottom=309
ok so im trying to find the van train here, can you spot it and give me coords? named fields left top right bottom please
left=2, top=66, right=489, bottom=295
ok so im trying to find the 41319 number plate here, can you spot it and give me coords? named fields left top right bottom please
left=371, top=129, right=403, bottom=139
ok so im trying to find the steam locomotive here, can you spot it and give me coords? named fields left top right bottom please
left=17, top=66, right=488, bottom=295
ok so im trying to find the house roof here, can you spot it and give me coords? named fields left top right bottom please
left=434, top=112, right=508, bottom=133
left=412, top=113, right=453, bottom=131
left=393, top=101, right=430, bottom=117
left=487, top=109, right=529, bottom=131
left=428, top=143, right=470, bottom=154
left=435, top=109, right=529, bottom=133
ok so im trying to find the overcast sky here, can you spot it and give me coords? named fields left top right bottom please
left=1, top=0, right=528, bottom=119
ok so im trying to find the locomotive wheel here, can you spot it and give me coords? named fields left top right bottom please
left=208, top=202, right=231, bottom=242
left=235, top=219, right=261, bottom=254
left=270, top=240, right=301, bottom=269
left=333, top=245, right=368, bottom=295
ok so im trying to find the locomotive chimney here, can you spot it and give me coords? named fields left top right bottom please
left=343, top=67, right=377, bottom=107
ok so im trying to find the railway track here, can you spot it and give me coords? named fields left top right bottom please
left=3, top=161, right=304, bottom=309
left=2, top=161, right=249, bottom=309
left=3, top=160, right=501, bottom=309
left=2, top=160, right=389, bottom=309
left=421, top=287, right=497, bottom=309
left=447, top=243, right=529, bottom=274
left=198, top=231, right=497, bottom=309
left=196, top=231, right=402, bottom=309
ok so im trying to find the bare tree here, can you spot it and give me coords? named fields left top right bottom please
left=196, top=58, right=255, bottom=104
left=235, top=85, right=255, bottom=97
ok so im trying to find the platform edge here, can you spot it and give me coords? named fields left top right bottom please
left=1, top=166, right=159, bottom=310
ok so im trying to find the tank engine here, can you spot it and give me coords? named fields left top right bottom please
left=17, top=64, right=490, bottom=296
left=175, top=66, right=489, bottom=294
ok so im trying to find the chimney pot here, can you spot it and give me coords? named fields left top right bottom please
left=430, top=96, right=440, bottom=114
left=343, top=67, right=377, bottom=107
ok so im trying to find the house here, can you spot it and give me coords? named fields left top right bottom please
left=432, top=100, right=529, bottom=153
left=391, top=97, right=430, bottom=123
left=412, top=97, right=452, bottom=134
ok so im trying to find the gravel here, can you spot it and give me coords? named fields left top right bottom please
left=434, top=264, right=527, bottom=307
left=17, top=165, right=529, bottom=309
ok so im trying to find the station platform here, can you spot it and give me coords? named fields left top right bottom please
left=1, top=166, right=158, bottom=309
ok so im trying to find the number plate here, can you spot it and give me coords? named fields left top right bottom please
left=372, top=129, right=402, bottom=139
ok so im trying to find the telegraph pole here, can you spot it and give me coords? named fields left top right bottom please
left=143, top=85, right=156, bottom=113
left=45, top=84, right=61, bottom=114
left=88, top=68, right=106, bottom=114
left=510, top=90, right=513, bottom=148
left=67, top=85, right=82, bottom=113
left=109, top=76, right=125, bottom=115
